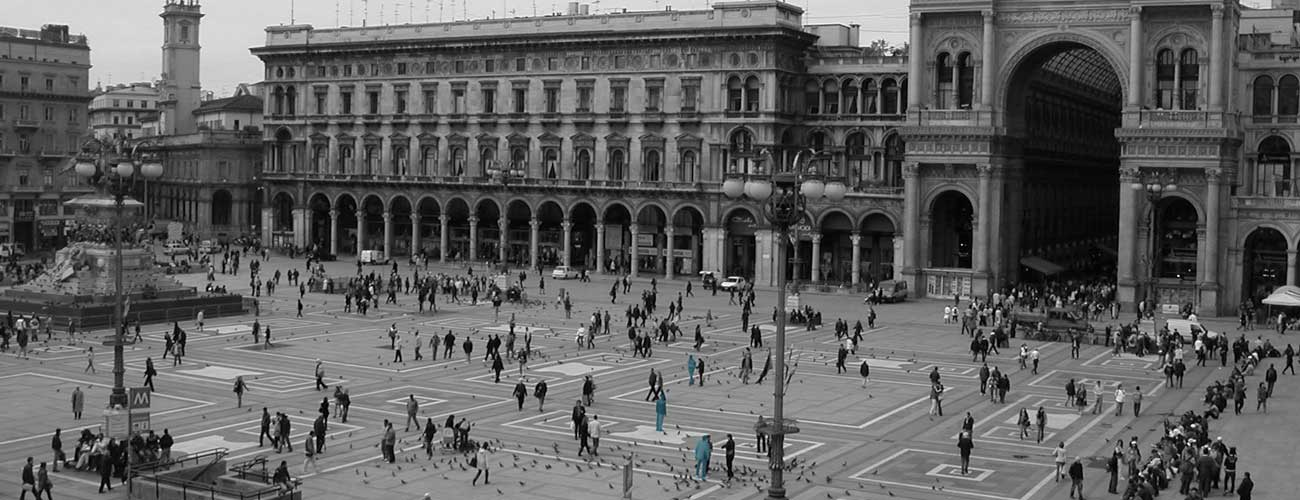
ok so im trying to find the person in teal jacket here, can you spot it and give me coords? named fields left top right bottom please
left=688, top=354, right=697, bottom=385
left=694, top=434, right=712, bottom=480
left=655, top=390, right=668, bottom=432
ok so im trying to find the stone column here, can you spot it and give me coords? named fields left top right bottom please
left=907, top=13, right=923, bottom=110
left=665, top=226, right=676, bottom=280
left=893, top=235, right=905, bottom=282
left=755, top=229, right=775, bottom=287
left=328, top=209, right=339, bottom=256
left=498, top=218, right=509, bottom=263
left=1288, top=250, right=1298, bottom=286
left=850, top=232, right=862, bottom=286
left=1209, top=4, right=1225, bottom=110
left=629, top=223, right=640, bottom=277
left=810, top=233, right=823, bottom=283
left=410, top=213, right=421, bottom=257
left=529, top=218, right=540, bottom=270
left=1127, top=7, right=1144, bottom=108
left=975, top=164, right=992, bottom=274
left=902, top=162, right=921, bottom=271
left=561, top=219, right=573, bottom=267
left=261, top=208, right=273, bottom=247
left=1117, top=167, right=1140, bottom=288
left=383, top=211, right=393, bottom=256
left=439, top=214, right=450, bottom=263
left=595, top=219, right=606, bottom=273
left=1202, top=168, right=1222, bottom=286
left=980, top=10, right=996, bottom=108
left=355, top=210, right=366, bottom=254
left=468, top=215, right=479, bottom=262
left=950, top=63, right=960, bottom=109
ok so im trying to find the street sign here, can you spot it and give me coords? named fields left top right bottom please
left=129, top=412, right=151, bottom=434
left=129, top=387, right=151, bottom=410
left=785, top=293, right=800, bottom=310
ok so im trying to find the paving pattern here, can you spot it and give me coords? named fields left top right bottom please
left=0, top=256, right=1295, bottom=500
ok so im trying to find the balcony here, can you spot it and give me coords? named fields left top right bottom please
left=306, top=114, right=331, bottom=125
left=572, top=112, right=595, bottom=126
left=13, top=119, right=39, bottom=129
left=642, top=112, right=665, bottom=125
left=476, top=113, right=499, bottom=125
left=540, top=112, right=561, bottom=126
left=390, top=113, right=410, bottom=125
left=677, top=111, right=701, bottom=124
left=1123, top=109, right=1234, bottom=130
left=1250, top=114, right=1299, bottom=125
left=608, top=112, right=629, bottom=125
left=1233, top=195, right=1300, bottom=212
left=507, top=113, right=529, bottom=125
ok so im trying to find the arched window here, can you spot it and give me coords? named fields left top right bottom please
left=863, top=79, right=879, bottom=114
left=609, top=149, right=627, bottom=180
left=823, top=80, right=840, bottom=114
left=680, top=150, right=698, bottom=183
left=575, top=149, right=592, bottom=180
left=745, top=76, right=761, bottom=112
left=480, top=146, right=497, bottom=175
left=451, top=147, right=466, bottom=176
left=804, top=80, right=821, bottom=114
left=644, top=150, right=662, bottom=182
left=338, top=145, right=353, bottom=174
left=936, top=53, right=953, bottom=109
left=727, top=76, right=743, bottom=112
left=1155, top=49, right=1176, bottom=110
left=312, top=145, right=327, bottom=173
left=285, top=86, right=298, bottom=116
left=845, top=132, right=869, bottom=187
left=882, top=78, right=900, bottom=114
left=393, top=145, right=408, bottom=176
left=510, top=147, right=527, bottom=171
left=1179, top=49, right=1200, bottom=110
left=884, top=134, right=905, bottom=188
left=727, top=129, right=756, bottom=175
left=273, top=86, right=285, bottom=115
left=421, top=146, right=437, bottom=176
left=808, top=130, right=829, bottom=151
left=1279, top=75, right=1298, bottom=116
left=957, top=52, right=974, bottom=109
left=364, top=145, right=379, bottom=175
left=1257, top=136, right=1292, bottom=197
left=544, top=148, right=559, bottom=178
left=843, top=79, right=859, bottom=114
left=1255, top=76, right=1277, bottom=116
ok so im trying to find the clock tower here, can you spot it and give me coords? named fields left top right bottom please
left=158, top=0, right=202, bottom=136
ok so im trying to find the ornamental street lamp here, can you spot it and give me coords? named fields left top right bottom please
left=722, top=147, right=845, bottom=500
left=73, top=137, right=164, bottom=409
left=1130, top=169, right=1176, bottom=319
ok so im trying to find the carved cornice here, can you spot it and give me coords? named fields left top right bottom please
left=1119, top=166, right=1141, bottom=182
left=999, top=9, right=1128, bottom=25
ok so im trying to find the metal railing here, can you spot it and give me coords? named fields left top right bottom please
left=132, top=448, right=298, bottom=500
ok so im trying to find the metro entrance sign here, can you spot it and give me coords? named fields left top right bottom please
left=129, top=387, right=151, bottom=410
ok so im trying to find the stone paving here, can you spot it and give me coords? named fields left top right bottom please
left=0, top=254, right=1296, bottom=500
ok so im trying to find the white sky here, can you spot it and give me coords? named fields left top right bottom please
left=8, top=0, right=909, bottom=96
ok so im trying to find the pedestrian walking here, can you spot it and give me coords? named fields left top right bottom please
left=405, top=395, right=421, bottom=431
left=654, top=389, right=668, bottom=432
left=957, top=430, right=974, bottom=474
left=1067, top=456, right=1085, bottom=499
left=513, top=379, right=528, bottom=411
left=693, top=435, right=712, bottom=480
left=687, top=354, right=697, bottom=385
left=1035, top=406, right=1047, bottom=443
left=534, top=379, right=548, bottom=412
left=1052, top=442, right=1067, bottom=482
left=84, top=346, right=96, bottom=374
left=314, top=360, right=327, bottom=390
left=233, top=376, right=249, bottom=407
left=1132, top=386, right=1143, bottom=416
left=144, top=357, right=157, bottom=391
left=587, top=415, right=602, bottom=456
left=71, top=387, right=83, bottom=420
left=471, top=442, right=491, bottom=485
left=50, top=429, right=63, bottom=473
left=302, top=431, right=318, bottom=474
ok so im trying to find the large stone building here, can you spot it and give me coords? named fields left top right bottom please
left=252, top=0, right=1300, bottom=315
left=252, top=1, right=909, bottom=288
left=88, top=82, right=160, bottom=140
left=0, top=24, right=94, bottom=251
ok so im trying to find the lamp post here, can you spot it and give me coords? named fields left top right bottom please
left=73, top=138, right=164, bottom=409
left=1130, top=170, right=1176, bottom=319
left=722, top=147, right=845, bottom=500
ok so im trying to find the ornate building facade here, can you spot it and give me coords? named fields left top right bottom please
left=253, top=0, right=1300, bottom=314
left=253, top=1, right=909, bottom=288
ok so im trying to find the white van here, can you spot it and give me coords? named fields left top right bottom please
left=163, top=241, right=188, bottom=256
left=1164, top=318, right=1219, bottom=344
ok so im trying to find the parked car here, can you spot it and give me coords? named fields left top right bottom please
left=719, top=276, right=747, bottom=291
left=1157, top=318, right=1220, bottom=344
left=162, top=241, right=188, bottom=256
left=866, top=280, right=909, bottom=304
left=198, top=240, right=219, bottom=254
left=551, top=265, right=580, bottom=280
left=359, top=249, right=389, bottom=265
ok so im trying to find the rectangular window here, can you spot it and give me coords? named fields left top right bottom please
left=127, top=100, right=134, bottom=108
left=42, top=169, right=52, bottom=186
left=18, top=169, right=29, bottom=186
left=19, top=105, right=30, bottom=120
left=682, top=80, right=700, bottom=112
left=453, top=89, right=466, bottom=113
left=513, top=88, right=526, bottom=113
left=395, top=90, right=408, bottom=114
left=44, top=106, right=53, bottom=121
left=485, top=60, right=495, bottom=73
left=39, top=200, right=57, bottom=216
left=67, top=108, right=77, bottom=122
left=515, top=58, right=526, bottom=71
left=343, top=65, right=352, bottom=76
left=367, top=91, right=379, bottom=114
left=646, top=81, right=663, bottom=111
left=614, top=56, right=626, bottom=69
left=455, top=60, right=465, bottom=73
left=315, top=92, right=327, bottom=114
left=544, top=87, right=559, bottom=113
left=45, top=78, right=54, bottom=91
left=317, top=66, right=326, bottom=77
left=341, top=92, right=353, bottom=114
left=581, top=57, right=591, bottom=70
left=548, top=58, right=558, bottom=71
left=577, top=85, right=593, bottom=112
left=482, top=88, right=496, bottom=113
left=424, top=89, right=437, bottom=113
left=611, top=85, right=626, bottom=112
left=397, top=62, right=407, bottom=75
left=20, top=76, right=30, bottom=91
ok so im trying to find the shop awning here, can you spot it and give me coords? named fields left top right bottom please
left=1020, top=256, right=1065, bottom=276
left=1263, top=285, right=1300, bottom=307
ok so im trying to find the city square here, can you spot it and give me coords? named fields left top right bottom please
left=4, top=0, right=1300, bottom=498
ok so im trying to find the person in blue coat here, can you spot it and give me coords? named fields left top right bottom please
left=694, top=435, right=712, bottom=480
left=655, top=390, right=668, bottom=432
left=687, top=354, right=697, bottom=385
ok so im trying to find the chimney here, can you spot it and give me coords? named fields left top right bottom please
left=568, top=2, right=580, bottom=15
left=849, top=23, right=860, bottom=47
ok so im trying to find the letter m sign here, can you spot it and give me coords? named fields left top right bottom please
left=129, top=387, right=152, bottom=410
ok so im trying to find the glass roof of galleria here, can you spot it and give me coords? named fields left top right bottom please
left=1037, top=47, right=1123, bottom=102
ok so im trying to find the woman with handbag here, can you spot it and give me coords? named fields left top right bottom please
left=470, top=442, right=491, bottom=486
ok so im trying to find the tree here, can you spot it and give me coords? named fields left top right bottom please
left=865, top=38, right=892, bottom=56
left=889, top=42, right=910, bottom=57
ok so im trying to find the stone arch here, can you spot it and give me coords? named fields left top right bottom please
left=929, top=190, right=975, bottom=269
left=1149, top=25, right=1210, bottom=59
left=601, top=200, right=635, bottom=222
left=1240, top=221, right=1297, bottom=250
left=996, top=31, right=1128, bottom=113
left=671, top=202, right=708, bottom=225
left=211, top=189, right=234, bottom=227
left=815, top=208, right=854, bottom=227
left=1242, top=225, right=1292, bottom=303
left=636, top=201, right=671, bottom=224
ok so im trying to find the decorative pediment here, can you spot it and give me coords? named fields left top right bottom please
left=308, top=132, right=330, bottom=142
left=571, top=133, right=595, bottom=148
left=605, top=133, right=629, bottom=148
left=475, top=133, right=499, bottom=145
left=507, top=132, right=530, bottom=147
left=639, top=134, right=665, bottom=148
left=538, top=132, right=562, bottom=146
left=676, top=133, right=703, bottom=149
left=446, top=133, right=469, bottom=147
left=362, top=132, right=383, bottom=143
left=416, top=132, right=439, bottom=144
